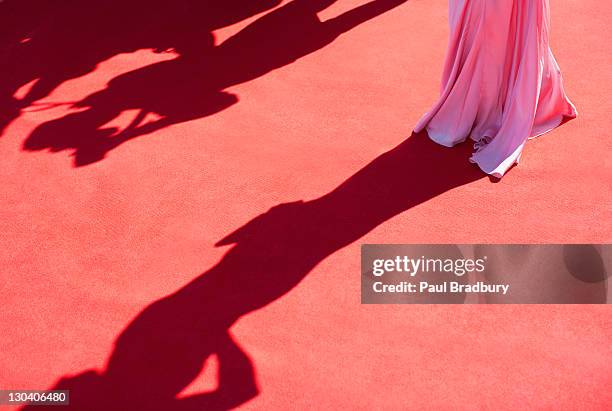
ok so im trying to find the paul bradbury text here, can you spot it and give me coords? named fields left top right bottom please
left=372, top=281, right=510, bottom=295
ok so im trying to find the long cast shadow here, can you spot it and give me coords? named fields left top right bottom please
left=21, top=0, right=408, bottom=166
left=0, top=0, right=283, bottom=136
left=21, top=133, right=483, bottom=410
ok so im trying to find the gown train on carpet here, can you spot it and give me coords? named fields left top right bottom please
left=414, top=0, right=577, bottom=177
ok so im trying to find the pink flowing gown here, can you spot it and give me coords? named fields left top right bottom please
left=414, top=0, right=577, bottom=177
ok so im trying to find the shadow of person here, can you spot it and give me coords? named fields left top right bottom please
left=21, top=132, right=483, bottom=410
left=22, top=0, right=409, bottom=166
left=0, top=0, right=283, bottom=136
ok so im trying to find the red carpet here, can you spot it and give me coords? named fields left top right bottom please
left=1, top=0, right=610, bottom=409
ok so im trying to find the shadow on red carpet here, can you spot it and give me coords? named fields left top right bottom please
left=20, top=133, right=483, bottom=410
left=2, top=0, right=408, bottom=166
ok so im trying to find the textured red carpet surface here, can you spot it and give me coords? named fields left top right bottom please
left=1, top=0, right=611, bottom=409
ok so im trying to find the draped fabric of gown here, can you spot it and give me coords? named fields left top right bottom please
left=414, top=0, right=577, bottom=177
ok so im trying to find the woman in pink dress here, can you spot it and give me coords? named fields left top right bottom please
left=415, top=0, right=577, bottom=178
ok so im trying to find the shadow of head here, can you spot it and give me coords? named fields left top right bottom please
left=20, top=331, right=258, bottom=411
left=563, top=244, right=609, bottom=283
left=17, top=0, right=408, bottom=165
